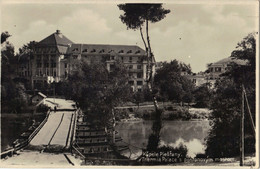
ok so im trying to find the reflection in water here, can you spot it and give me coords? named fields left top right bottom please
left=116, top=120, right=210, bottom=159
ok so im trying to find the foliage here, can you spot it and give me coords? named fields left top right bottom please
left=133, top=91, right=144, bottom=107
left=118, top=4, right=170, bottom=30
left=1, top=32, right=30, bottom=114
left=154, top=60, right=195, bottom=103
left=193, top=83, right=213, bottom=108
left=1, top=31, right=11, bottom=44
left=205, top=33, right=256, bottom=158
left=60, top=60, right=132, bottom=127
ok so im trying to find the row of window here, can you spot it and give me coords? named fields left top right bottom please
left=37, top=62, right=56, bottom=68
left=128, top=64, right=142, bottom=69
left=19, top=71, right=31, bottom=77
left=129, top=72, right=143, bottom=78
left=72, top=48, right=141, bottom=54
left=73, top=55, right=142, bottom=63
left=209, top=67, right=222, bottom=72
left=36, top=68, right=57, bottom=77
left=35, top=47, right=56, bottom=53
left=128, top=80, right=143, bottom=86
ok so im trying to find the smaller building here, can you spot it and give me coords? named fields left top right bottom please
left=185, top=73, right=207, bottom=87
left=31, top=92, right=47, bottom=105
left=207, top=57, right=247, bottom=80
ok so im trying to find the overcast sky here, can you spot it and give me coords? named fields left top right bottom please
left=1, top=0, right=258, bottom=73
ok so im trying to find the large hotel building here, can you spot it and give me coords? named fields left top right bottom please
left=18, top=30, right=154, bottom=92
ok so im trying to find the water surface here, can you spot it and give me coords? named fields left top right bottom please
left=116, top=120, right=210, bottom=158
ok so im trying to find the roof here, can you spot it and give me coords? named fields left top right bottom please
left=67, top=44, right=146, bottom=55
left=57, top=45, right=69, bottom=54
left=37, top=92, right=47, bottom=98
left=211, top=57, right=247, bottom=66
left=37, top=30, right=73, bottom=46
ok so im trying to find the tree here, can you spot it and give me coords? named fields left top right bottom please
left=1, top=32, right=29, bottom=114
left=60, top=60, right=132, bottom=129
left=133, top=91, right=144, bottom=108
left=154, top=60, right=195, bottom=103
left=1, top=31, right=11, bottom=44
left=193, top=83, right=213, bottom=108
left=205, top=33, right=256, bottom=158
left=118, top=3, right=170, bottom=151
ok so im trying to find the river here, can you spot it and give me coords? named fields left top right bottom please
left=116, top=120, right=211, bottom=159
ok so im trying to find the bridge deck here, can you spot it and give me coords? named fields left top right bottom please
left=29, top=98, right=76, bottom=151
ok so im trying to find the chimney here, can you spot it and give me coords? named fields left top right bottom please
left=56, top=30, right=61, bottom=34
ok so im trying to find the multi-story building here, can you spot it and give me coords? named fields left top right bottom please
left=18, top=30, right=152, bottom=92
left=206, top=57, right=247, bottom=80
left=181, top=57, right=247, bottom=88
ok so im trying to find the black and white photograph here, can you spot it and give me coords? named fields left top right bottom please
left=0, top=0, right=259, bottom=167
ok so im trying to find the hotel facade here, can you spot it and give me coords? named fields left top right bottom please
left=18, top=30, right=153, bottom=92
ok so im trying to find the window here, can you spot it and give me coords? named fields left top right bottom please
left=137, top=65, right=142, bottom=69
left=137, top=73, right=143, bottom=78
left=111, top=56, right=115, bottom=60
left=51, top=61, right=56, bottom=68
left=65, top=63, right=67, bottom=68
left=138, top=88, right=142, bottom=92
left=72, top=48, right=78, bottom=52
left=137, top=81, right=143, bottom=85
left=82, top=49, right=88, bottom=53
left=110, top=64, right=115, bottom=71
left=44, top=62, right=49, bottom=68
left=129, top=56, right=132, bottom=62
left=37, top=62, right=42, bottom=68
left=215, top=67, right=221, bottom=72
left=129, top=65, right=133, bottom=69
left=192, top=79, right=196, bottom=83
left=128, top=81, right=134, bottom=85
left=129, top=73, right=133, bottom=78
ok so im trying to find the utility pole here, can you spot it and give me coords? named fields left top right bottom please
left=242, top=85, right=256, bottom=136
left=240, top=86, right=245, bottom=166
left=112, top=108, right=115, bottom=144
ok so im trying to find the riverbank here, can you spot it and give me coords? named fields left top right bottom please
left=115, top=103, right=211, bottom=121
left=1, top=113, right=45, bottom=151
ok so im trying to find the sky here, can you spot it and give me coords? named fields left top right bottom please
left=1, top=0, right=258, bottom=73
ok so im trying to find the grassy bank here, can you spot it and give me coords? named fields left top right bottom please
left=115, top=103, right=210, bottom=121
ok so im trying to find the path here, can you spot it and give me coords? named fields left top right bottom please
left=29, top=98, right=76, bottom=150
left=1, top=98, right=81, bottom=167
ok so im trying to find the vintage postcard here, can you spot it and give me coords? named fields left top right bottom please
left=1, top=0, right=259, bottom=168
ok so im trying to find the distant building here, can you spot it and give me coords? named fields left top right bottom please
left=182, top=57, right=247, bottom=88
left=185, top=73, right=207, bottom=87
left=206, top=57, right=247, bottom=80
left=18, top=30, right=154, bottom=92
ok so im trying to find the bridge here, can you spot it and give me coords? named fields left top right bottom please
left=1, top=98, right=81, bottom=166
